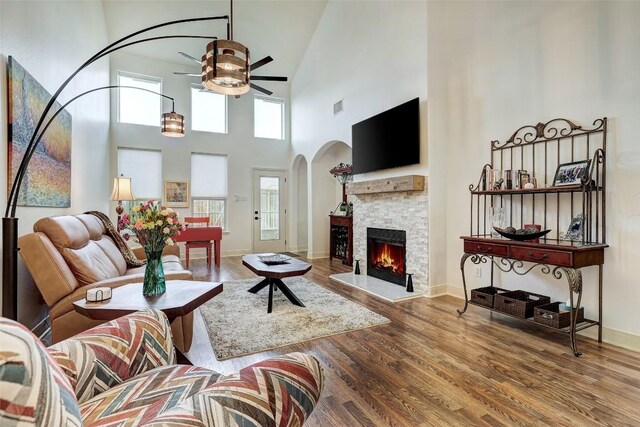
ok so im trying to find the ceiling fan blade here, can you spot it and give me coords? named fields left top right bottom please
left=251, top=76, right=288, bottom=82
left=250, top=83, right=273, bottom=96
left=250, top=56, right=273, bottom=71
left=173, top=72, right=201, bottom=77
left=178, top=51, right=201, bottom=64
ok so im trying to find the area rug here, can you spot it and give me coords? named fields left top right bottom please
left=199, top=277, right=390, bottom=360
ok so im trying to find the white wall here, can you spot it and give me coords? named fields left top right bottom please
left=291, top=0, right=430, bottom=262
left=293, top=155, right=308, bottom=252
left=0, top=0, right=110, bottom=327
left=109, top=52, right=291, bottom=256
left=428, top=1, right=640, bottom=341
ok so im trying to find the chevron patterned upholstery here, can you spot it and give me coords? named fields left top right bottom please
left=49, top=309, right=176, bottom=404
left=1, top=309, right=324, bottom=426
left=0, top=318, right=82, bottom=426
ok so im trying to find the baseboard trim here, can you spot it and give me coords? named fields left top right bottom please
left=578, top=326, right=640, bottom=353
left=425, top=283, right=448, bottom=298
left=440, top=285, right=639, bottom=353
left=306, top=252, right=329, bottom=259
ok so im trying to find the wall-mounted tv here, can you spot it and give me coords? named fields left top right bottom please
left=351, top=98, right=420, bottom=174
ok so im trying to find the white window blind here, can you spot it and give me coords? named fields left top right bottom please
left=117, top=148, right=162, bottom=199
left=117, top=72, right=162, bottom=126
left=191, top=86, right=227, bottom=133
left=191, top=153, right=227, bottom=197
left=254, top=96, right=284, bottom=140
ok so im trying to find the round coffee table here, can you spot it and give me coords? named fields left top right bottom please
left=242, top=254, right=312, bottom=313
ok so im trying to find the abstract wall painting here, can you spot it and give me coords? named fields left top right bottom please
left=7, top=56, right=72, bottom=207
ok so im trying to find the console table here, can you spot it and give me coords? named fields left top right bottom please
left=458, top=118, right=608, bottom=357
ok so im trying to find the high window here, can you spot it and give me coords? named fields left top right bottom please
left=117, top=148, right=162, bottom=200
left=254, top=96, right=285, bottom=140
left=191, top=153, right=228, bottom=229
left=117, top=71, right=162, bottom=126
left=191, top=86, right=227, bottom=133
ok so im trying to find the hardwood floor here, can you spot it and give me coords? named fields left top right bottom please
left=185, top=255, right=640, bottom=426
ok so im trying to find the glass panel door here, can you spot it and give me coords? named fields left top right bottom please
left=253, top=169, right=286, bottom=253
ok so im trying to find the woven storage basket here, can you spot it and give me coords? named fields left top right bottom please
left=495, top=290, right=550, bottom=319
left=534, top=302, right=584, bottom=329
left=470, top=286, right=508, bottom=308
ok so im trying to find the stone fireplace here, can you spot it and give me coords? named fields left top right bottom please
left=351, top=176, right=428, bottom=294
left=367, top=228, right=406, bottom=286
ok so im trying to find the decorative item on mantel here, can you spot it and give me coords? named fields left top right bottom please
left=330, top=163, right=353, bottom=216
left=119, top=201, right=184, bottom=297
left=354, top=259, right=361, bottom=275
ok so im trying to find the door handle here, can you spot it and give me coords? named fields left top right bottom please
left=254, top=216, right=260, bottom=220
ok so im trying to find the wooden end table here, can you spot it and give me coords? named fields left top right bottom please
left=242, top=254, right=312, bottom=313
left=73, top=280, right=223, bottom=363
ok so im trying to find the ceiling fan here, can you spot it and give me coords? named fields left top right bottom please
left=173, top=0, right=287, bottom=97
left=173, top=52, right=287, bottom=96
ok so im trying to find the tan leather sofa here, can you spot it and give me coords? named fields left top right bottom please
left=18, top=214, right=194, bottom=351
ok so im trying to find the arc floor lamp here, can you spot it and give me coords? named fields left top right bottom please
left=2, top=15, right=230, bottom=320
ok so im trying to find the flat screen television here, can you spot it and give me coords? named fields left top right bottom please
left=351, top=98, right=420, bottom=174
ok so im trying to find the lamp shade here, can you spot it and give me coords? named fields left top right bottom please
left=161, top=111, right=185, bottom=137
left=202, top=40, right=250, bottom=95
left=110, top=175, right=136, bottom=201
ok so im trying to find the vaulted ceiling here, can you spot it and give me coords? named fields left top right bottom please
left=102, top=0, right=327, bottom=79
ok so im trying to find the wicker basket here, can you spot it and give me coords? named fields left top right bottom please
left=534, top=302, right=584, bottom=329
left=470, top=286, right=508, bottom=308
left=495, top=290, right=550, bottom=319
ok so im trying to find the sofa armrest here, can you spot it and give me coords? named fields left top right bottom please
left=133, top=244, right=181, bottom=260
left=48, top=309, right=176, bottom=404
left=147, top=353, right=324, bottom=426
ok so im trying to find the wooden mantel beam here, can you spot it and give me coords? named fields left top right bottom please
left=346, top=175, right=426, bottom=195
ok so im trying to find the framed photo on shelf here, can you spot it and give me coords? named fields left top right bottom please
left=561, top=214, right=585, bottom=241
left=552, top=160, right=592, bottom=187
left=163, top=180, right=189, bottom=208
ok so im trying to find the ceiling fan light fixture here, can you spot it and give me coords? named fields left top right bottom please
left=202, top=39, right=250, bottom=95
left=161, top=111, right=185, bottom=137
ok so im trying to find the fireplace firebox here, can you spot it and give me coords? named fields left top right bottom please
left=366, top=228, right=406, bottom=286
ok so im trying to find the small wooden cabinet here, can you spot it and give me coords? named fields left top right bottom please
left=329, top=215, right=353, bottom=266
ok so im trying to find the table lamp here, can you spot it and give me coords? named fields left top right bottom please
left=110, top=174, right=136, bottom=223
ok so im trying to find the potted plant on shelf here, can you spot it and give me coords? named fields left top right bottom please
left=119, top=200, right=184, bottom=297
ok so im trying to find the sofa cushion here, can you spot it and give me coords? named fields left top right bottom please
left=34, top=216, right=91, bottom=251
left=94, top=237, right=127, bottom=276
left=79, top=365, right=221, bottom=426
left=62, top=243, right=121, bottom=286
left=0, top=318, right=82, bottom=426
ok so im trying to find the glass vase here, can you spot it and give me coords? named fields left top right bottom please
left=489, top=207, right=506, bottom=238
left=143, top=247, right=166, bottom=297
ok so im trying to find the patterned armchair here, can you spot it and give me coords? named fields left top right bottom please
left=0, top=309, right=324, bottom=426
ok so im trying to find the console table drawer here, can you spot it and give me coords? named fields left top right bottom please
left=510, top=247, right=572, bottom=266
left=464, top=242, right=509, bottom=257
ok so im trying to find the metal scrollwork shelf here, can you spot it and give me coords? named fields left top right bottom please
left=458, top=117, right=608, bottom=357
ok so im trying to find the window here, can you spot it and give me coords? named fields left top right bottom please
left=117, top=148, right=162, bottom=200
left=191, top=86, right=227, bottom=133
left=117, top=71, right=162, bottom=126
left=191, top=153, right=228, bottom=229
left=254, top=96, right=284, bottom=139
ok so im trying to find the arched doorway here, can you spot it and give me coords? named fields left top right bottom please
left=309, top=140, right=352, bottom=258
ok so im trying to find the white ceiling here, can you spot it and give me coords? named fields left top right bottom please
left=102, top=0, right=327, bottom=78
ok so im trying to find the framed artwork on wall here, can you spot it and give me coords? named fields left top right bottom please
left=8, top=56, right=72, bottom=207
left=164, top=180, right=189, bottom=208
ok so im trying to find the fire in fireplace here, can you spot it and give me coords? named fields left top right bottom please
left=367, top=228, right=406, bottom=286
